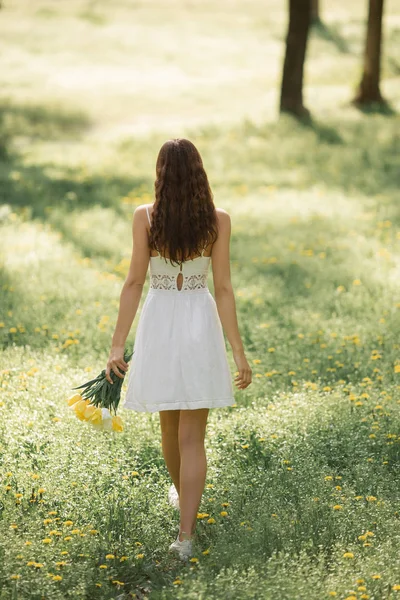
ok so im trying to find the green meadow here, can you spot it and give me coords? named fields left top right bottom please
left=1, top=0, right=400, bottom=598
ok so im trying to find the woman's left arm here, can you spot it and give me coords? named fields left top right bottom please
left=105, top=206, right=150, bottom=384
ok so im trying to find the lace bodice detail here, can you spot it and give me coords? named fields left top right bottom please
left=149, top=256, right=210, bottom=291
left=150, top=270, right=208, bottom=291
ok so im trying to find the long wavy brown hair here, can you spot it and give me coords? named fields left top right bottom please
left=148, top=138, right=219, bottom=266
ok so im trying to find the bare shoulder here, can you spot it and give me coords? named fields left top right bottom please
left=134, top=204, right=152, bottom=215
left=132, top=204, right=152, bottom=226
left=215, top=207, right=231, bottom=227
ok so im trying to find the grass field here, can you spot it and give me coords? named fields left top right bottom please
left=1, top=0, right=400, bottom=598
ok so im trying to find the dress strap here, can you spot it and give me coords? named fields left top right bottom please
left=145, top=205, right=151, bottom=226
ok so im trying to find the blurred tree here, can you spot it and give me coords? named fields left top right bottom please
left=311, top=0, right=321, bottom=24
left=280, top=0, right=312, bottom=118
left=354, top=0, right=386, bottom=105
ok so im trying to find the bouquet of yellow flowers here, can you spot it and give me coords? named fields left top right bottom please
left=66, top=349, right=134, bottom=433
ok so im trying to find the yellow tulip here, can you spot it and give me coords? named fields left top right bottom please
left=73, top=399, right=90, bottom=420
left=112, top=416, right=124, bottom=432
left=88, top=408, right=103, bottom=426
left=83, top=404, right=97, bottom=420
left=66, top=394, right=83, bottom=407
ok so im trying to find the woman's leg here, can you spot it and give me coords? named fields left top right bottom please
left=178, top=408, right=209, bottom=541
left=159, top=409, right=181, bottom=495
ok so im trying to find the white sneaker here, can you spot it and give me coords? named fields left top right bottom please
left=168, top=484, right=180, bottom=510
left=168, top=533, right=193, bottom=560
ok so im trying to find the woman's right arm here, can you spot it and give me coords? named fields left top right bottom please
left=211, top=209, right=252, bottom=390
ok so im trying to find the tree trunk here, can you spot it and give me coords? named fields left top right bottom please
left=311, top=0, right=320, bottom=24
left=354, top=0, right=385, bottom=104
left=279, top=0, right=312, bottom=118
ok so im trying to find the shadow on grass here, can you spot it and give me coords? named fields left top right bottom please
left=0, top=99, right=152, bottom=256
left=1, top=160, right=147, bottom=215
left=196, top=113, right=400, bottom=202
left=0, top=98, right=93, bottom=140
left=295, top=113, right=344, bottom=144
left=311, top=20, right=352, bottom=54
left=388, top=57, right=400, bottom=76
left=352, top=99, right=397, bottom=116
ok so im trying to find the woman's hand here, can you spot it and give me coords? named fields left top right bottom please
left=106, top=346, right=129, bottom=384
left=232, top=349, right=252, bottom=389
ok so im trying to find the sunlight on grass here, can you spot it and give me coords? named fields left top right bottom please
left=1, top=0, right=400, bottom=597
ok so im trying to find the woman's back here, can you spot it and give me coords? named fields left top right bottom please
left=146, top=204, right=214, bottom=292
left=146, top=203, right=214, bottom=260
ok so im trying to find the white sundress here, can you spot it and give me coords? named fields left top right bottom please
left=123, top=205, right=236, bottom=413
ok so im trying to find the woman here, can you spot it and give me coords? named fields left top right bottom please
left=105, top=138, right=252, bottom=560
